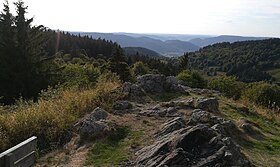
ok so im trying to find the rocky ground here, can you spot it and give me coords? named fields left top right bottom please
left=36, top=74, right=280, bottom=167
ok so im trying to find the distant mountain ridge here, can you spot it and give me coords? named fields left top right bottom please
left=189, top=35, right=269, bottom=47
left=71, top=32, right=271, bottom=56
left=72, top=32, right=200, bottom=56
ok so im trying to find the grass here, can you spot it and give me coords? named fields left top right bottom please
left=267, top=68, right=280, bottom=81
left=0, top=77, right=122, bottom=153
left=219, top=97, right=280, bottom=166
left=85, top=126, right=144, bottom=166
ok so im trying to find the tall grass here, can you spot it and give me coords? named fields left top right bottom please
left=0, top=73, right=122, bottom=153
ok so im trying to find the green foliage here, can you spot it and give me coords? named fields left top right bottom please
left=131, top=61, right=150, bottom=76
left=209, top=76, right=243, bottom=99
left=187, top=39, right=280, bottom=82
left=61, top=64, right=100, bottom=88
left=242, top=82, right=280, bottom=108
left=176, top=70, right=207, bottom=88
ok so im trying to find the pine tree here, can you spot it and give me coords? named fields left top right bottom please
left=0, top=0, right=17, bottom=103
left=179, top=52, right=189, bottom=71
left=0, top=0, right=50, bottom=103
left=108, top=46, right=131, bottom=82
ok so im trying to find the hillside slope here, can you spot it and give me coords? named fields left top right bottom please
left=35, top=74, right=280, bottom=167
left=189, top=35, right=268, bottom=47
left=188, top=38, right=280, bottom=82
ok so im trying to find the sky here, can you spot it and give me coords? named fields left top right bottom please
left=2, top=0, right=280, bottom=37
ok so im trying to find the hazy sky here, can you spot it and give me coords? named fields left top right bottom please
left=2, top=0, right=280, bottom=37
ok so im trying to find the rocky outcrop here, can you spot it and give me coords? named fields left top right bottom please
left=122, top=82, right=147, bottom=102
left=136, top=74, right=187, bottom=94
left=195, top=97, right=219, bottom=112
left=78, top=107, right=109, bottom=140
left=137, top=74, right=166, bottom=94
left=133, top=110, right=252, bottom=167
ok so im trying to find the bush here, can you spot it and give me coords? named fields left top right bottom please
left=0, top=73, right=122, bottom=153
left=208, top=76, right=243, bottom=99
left=242, top=82, right=280, bottom=108
left=176, top=70, right=207, bottom=88
left=131, top=61, right=150, bottom=76
left=61, top=64, right=100, bottom=88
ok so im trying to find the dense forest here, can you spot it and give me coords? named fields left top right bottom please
left=188, top=39, right=280, bottom=82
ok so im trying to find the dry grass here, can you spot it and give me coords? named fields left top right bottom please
left=0, top=77, right=122, bottom=153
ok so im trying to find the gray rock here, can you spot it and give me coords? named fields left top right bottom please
left=78, top=107, right=109, bottom=140
left=134, top=124, right=252, bottom=167
left=139, top=107, right=180, bottom=118
left=89, top=107, right=108, bottom=121
left=171, top=98, right=195, bottom=109
left=137, top=74, right=166, bottom=94
left=239, top=119, right=264, bottom=140
left=165, top=76, right=186, bottom=93
left=79, top=120, right=109, bottom=139
left=136, top=74, right=187, bottom=94
left=113, top=100, right=133, bottom=110
left=196, top=97, right=219, bottom=112
left=189, top=109, right=212, bottom=124
left=139, top=109, right=167, bottom=117
left=122, top=82, right=146, bottom=102
left=156, top=117, right=186, bottom=138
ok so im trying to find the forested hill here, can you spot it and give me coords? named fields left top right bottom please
left=123, top=47, right=163, bottom=58
left=188, top=38, right=280, bottom=82
left=45, top=31, right=118, bottom=59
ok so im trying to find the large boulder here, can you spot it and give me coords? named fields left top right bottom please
left=136, top=74, right=187, bottom=94
left=195, top=97, right=219, bottom=112
left=137, top=74, right=166, bottom=94
left=79, top=120, right=109, bottom=139
left=79, top=107, right=109, bottom=140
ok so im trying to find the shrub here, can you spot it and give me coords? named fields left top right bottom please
left=61, top=64, right=100, bottom=88
left=0, top=73, right=122, bottom=153
left=242, top=82, right=280, bottom=108
left=208, top=76, right=243, bottom=99
left=131, top=61, right=150, bottom=76
left=176, top=70, right=207, bottom=88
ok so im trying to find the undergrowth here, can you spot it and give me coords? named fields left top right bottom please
left=0, top=73, right=123, bottom=153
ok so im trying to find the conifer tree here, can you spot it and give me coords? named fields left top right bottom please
left=0, top=0, right=50, bottom=103
left=0, top=0, right=16, bottom=103
left=108, top=46, right=131, bottom=82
